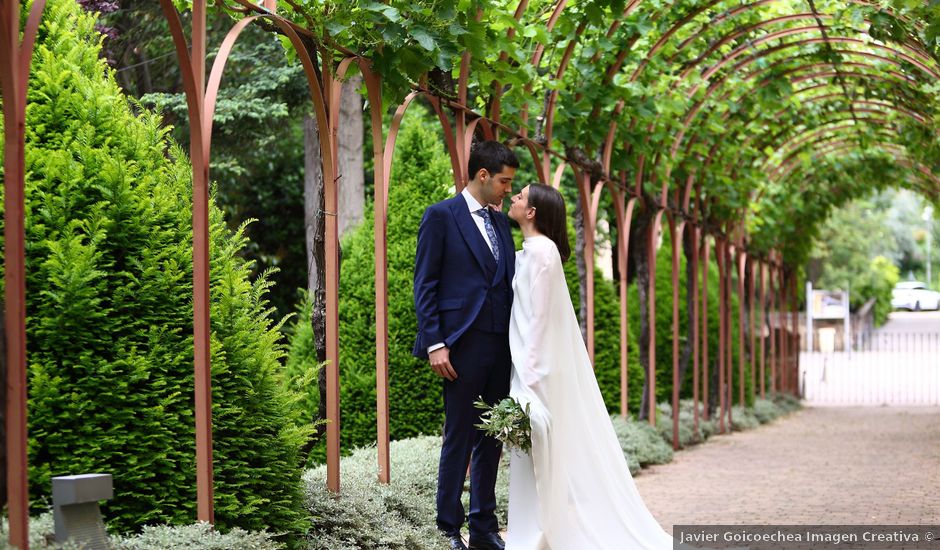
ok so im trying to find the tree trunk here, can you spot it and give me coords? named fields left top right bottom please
left=631, top=198, right=655, bottom=420
left=676, top=226, right=695, bottom=396
left=574, top=199, right=588, bottom=342
left=337, top=75, right=365, bottom=238
left=303, top=113, right=328, bottom=441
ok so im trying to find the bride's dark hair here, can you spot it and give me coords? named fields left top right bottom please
left=528, top=183, right=571, bottom=262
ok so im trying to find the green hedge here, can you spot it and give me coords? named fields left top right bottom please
left=294, top=110, right=764, bottom=455
left=298, top=106, right=453, bottom=452
left=1, top=0, right=307, bottom=536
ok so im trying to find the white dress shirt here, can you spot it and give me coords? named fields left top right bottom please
left=428, top=189, right=498, bottom=354
left=461, top=187, right=497, bottom=252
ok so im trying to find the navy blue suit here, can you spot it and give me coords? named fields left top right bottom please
left=413, top=194, right=514, bottom=538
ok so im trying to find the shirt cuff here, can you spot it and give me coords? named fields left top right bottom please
left=427, top=342, right=446, bottom=354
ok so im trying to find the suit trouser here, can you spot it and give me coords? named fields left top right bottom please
left=436, top=327, right=512, bottom=537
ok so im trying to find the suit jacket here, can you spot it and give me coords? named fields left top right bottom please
left=412, top=194, right=516, bottom=359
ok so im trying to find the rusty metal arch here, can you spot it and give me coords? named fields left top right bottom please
left=5, top=1, right=940, bottom=546
left=769, top=137, right=936, bottom=191
left=625, top=27, right=939, bottom=217
left=649, top=56, right=935, bottom=206
left=664, top=29, right=938, bottom=160
left=649, top=23, right=940, bottom=165
left=158, top=0, right=349, bottom=510
left=1, top=0, right=47, bottom=546
left=768, top=130, right=907, bottom=182
left=703, top=97, right=933, bottom=187
left=598, top=0, right=936, bottom=175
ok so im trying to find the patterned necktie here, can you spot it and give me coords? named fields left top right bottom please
left=475, top=208, right=500, bottom=262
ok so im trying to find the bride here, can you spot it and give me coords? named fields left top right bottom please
left=504, top=183, right=675, bottom=550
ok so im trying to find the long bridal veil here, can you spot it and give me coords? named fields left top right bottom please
left=507, top=236, right=675, bottom=550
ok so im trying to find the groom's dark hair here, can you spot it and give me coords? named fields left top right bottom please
left=528, top=184, right=571, bottom=263
left=468, top=140, right=519, bottom=181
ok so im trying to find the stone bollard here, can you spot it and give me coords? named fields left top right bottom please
left=52, top=473, right=113, bottom=549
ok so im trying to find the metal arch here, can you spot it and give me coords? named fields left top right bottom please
left=1, top=0, right=47, bottom=546
left=599, top=0, right=933, bottom=167
left=599, top=0, right=938, bottom=209
left=767, top=130, right=912, bottom=182
left=625, top=27, right=938, bottom=214
left=699, top=228, right=712, bottom=421
left=669, top=0, right=928, bottom=65
left=370, top=83, right=486, bottom=484
left=672, top=83, right=926, bottom=195
left=607, top=177, right=639, bottom=417
left=674, top=65, right=926, bottom=159
left=661, top=28, right=940, bottom=159
left=759, top=114, right=925, bottom=174
left=158, top=0, right=214, bottom=520
left=770, top=140, right=920, bottom=189
left=771, top=139, right=931, bottom=187
left=677, top=95, right=934, bottom=211
left=570, top=164, right=599, bottom=363
left=646, top=34, right=940, bottom=193
left=357, top=63, right=392, bottom=485
left=159, top=0, right=343, bottom=506
left=507, top=136, right=551, bottom=184
left=646, top=208, right=667, bottom=425
left=665, top=210, right=685, bottom=449
left=706, top=97, right=932, bottom=185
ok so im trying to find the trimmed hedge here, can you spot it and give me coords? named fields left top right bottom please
left=324, top=106, right=452, bottom=451
left=1, top=0, right=307, bottom=536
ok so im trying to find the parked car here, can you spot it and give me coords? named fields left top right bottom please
left=891, top=281, right=940, bottom=311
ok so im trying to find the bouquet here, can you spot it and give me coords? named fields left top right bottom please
left=474, top=397, right=532, bottom=453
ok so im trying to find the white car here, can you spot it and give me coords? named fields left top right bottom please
left=891, top=281, right=940, bottom=311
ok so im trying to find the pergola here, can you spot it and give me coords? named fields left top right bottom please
left=2, top=0, right=937, bottom=546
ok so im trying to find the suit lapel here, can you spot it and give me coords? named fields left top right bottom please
left=450, top=197, right=492, bottom=273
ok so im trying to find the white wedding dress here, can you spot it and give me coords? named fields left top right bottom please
left=506, top=235, right=675, bottom=550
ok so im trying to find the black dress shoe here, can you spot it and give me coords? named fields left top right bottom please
left=444, top=534, right=468, bottom=550
left=468, top=532, right=505, bottom=550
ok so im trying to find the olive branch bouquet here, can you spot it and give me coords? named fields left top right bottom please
left=474, top=397, right=532, bottom=453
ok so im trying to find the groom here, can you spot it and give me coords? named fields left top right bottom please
left=413, top=141, right=519, bottom=550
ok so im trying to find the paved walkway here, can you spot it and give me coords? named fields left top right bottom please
left=633, top=407, right=940, bottom=531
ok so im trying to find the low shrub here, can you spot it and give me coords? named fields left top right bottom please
left=610, top=415, right=674, bottom=474
left=730, top=406, right=761, bottom=431
left=771, top=392, right=803, bottom=414
left=655, top=399, right=718, bottom=448
left=0, top=513, right=80, bottom=550
left=752, top=398, right=780, bottom=424
left=302, top=436, right=450, bottom=550
left=114, top=523, right=283, bottom=549
left=0, top=514, right=281, bottom=550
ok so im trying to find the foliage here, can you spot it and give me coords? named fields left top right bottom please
left=855, top=256, right=900, bottom=326
left=197, top=0, right=940, bottom=269
left=140, top=24, right=310, bottom=319
left=809, top=195, right=901, bottom=325
left=302, top=436, right=452, bottom=550
left=0, top=512, right=284, bottom=550
left=2, top=0, right=307, bottom=536
left=475, top=397, right=532, bottom=453
left=729, top=405, right=761, bottom=432
left=283, top=292, right=324, bottom=435
left=114, top=523, right=284, bottom=550
left=610, top=415, right=674, bottom=474
left=299, top=105, right=453, bottom=454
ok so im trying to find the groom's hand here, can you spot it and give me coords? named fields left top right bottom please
left=429, top=347, right=457, bottom=381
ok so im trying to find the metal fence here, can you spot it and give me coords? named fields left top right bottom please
left=800, top=332, right=940, bottom=406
